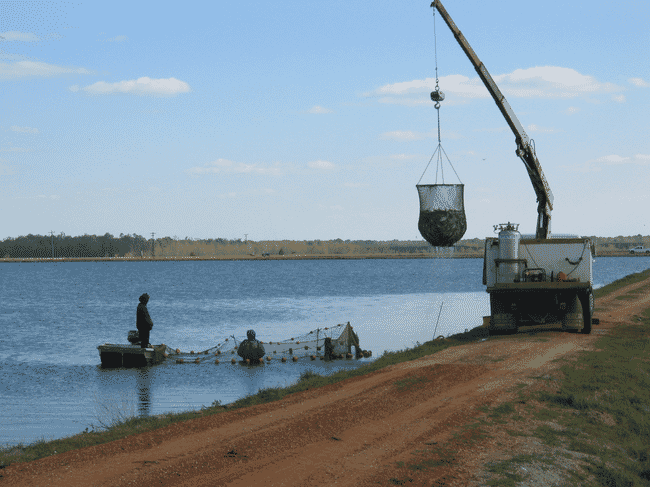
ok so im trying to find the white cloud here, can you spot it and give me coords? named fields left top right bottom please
left=81, top=77, right=191, bottom=96
left=188, top=158, right=281, bottom=176
left=561, top=161, right=601, bottom=173
left=370, top=67, right=623, bottom=103
left=308, top=105, right=333, bottom=114
left=390, top=154, right=419, bottom=160
left=629, top=77, right=649, bottom=87
left=378, top=97, right=434, bottom=107
left=380, top=130, right=431, bottom=141
left=106, top=35, right=128, bottom=42
left=10, top=126, right=38, bottom=134
left=0, top=31, right=39, bottom=42
left=218, top=188, right=275, bottom=199
left=564, top=154, right=650, bottom=172
left=595, top=155, right=631, bottom=164
left=474, top=127, right=509, bottom=133
left=565, top=106, right=580, bottom=115
left=612, top=94, right=626, bottom=103
left=0, top=61, right=94, bottom=79
left=14, top=194, right=59, bottom=199
left=527, top=124, right=557, bottom=133
left=0, top=146, right=30, bottom=152
left=308, top=160, right=335, bottom=170
left=373, top=74, right=487, bottom=100
left=0, top=163, right=17, bottom=176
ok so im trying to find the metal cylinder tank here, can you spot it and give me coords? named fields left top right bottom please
left=498, top=222, right=520, bottom=283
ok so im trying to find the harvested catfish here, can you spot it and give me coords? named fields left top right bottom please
left=416, top=184, right=467, bottom=247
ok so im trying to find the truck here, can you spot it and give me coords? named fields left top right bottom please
left=629, top=246, right=650, bottom=254
left=431, top=0, right=595, bottom=335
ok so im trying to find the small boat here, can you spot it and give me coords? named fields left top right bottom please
left=97, top=343, right=167, bottom=368
left=98, top=330, right=167, bottom=367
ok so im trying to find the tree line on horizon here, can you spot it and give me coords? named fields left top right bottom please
left=0, top=233, right=480, bottom=258
left=0, top=233, right=647, bottom=259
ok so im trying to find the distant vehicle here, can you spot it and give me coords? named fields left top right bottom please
left=629, top=246, right=650, bottom=254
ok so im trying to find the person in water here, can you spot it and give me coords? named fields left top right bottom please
left=136, top=293, right=153, bottom=348
left=237, top=329, right=265, bottom=361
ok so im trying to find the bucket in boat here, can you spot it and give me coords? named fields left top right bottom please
left=416, top=184, right=467, bottom=247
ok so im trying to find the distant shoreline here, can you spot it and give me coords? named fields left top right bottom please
left=0, top=253, right=479, bottom=262
left=0, top=251, right=642, bottom=263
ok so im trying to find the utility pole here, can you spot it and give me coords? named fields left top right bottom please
left=244, top=234, right=248, bottom=243
left=151, top=232, right=156, bottom=258
left=49, top=230, right=55, bottom=259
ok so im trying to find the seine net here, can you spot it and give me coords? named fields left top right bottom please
left=416, top=184, right=467, bottom=247
left=163, top=323, right=369, bottom=363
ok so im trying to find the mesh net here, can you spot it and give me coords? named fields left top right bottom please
left=416, top=184, right=467, bottom=247
left=162, top=323, right=368, bottom=363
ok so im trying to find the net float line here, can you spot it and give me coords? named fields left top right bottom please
left=165, top=322, right=372, bottom=364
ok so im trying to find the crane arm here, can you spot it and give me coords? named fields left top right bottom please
left=431, top=0, right=553, bottom=239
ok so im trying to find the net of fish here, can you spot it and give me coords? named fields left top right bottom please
left=416, top=184, right=467, bottom=247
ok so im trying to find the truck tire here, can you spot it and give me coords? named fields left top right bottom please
left=579, top=289, right=592, bottom=335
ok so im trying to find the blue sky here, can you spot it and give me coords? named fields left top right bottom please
left=1, top=0, right=648, bottom=241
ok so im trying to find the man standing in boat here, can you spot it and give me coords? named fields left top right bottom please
left=136, top=293, right=153, bottom=348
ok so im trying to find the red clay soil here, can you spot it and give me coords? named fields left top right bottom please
left=3, top=276, right=649, bottom=487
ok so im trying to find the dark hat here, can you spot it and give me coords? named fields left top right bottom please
left=139, top=293, right=150, bottom=303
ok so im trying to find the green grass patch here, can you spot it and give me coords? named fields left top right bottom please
left=490, top=402, right=515, bottom=418
left=393, top=449, right=456, bottom=476
left=485, top=454, right=556, bottom=486
left=477, top=287, right=650, bottom=485
left=505, top=429, right=528, bottom=437
left=531, top=319, right=650, bottom=485
left=594, top=268, right=650, bottom=299
left=393, top=375, right=430, bottom=391
left=615, top=295, right=638, bottom=300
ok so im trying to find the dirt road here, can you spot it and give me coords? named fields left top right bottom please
left=4, top=276, right=648, bottom=486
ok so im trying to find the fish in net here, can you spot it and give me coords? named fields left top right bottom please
left=416, top=184, right=467, bottom=247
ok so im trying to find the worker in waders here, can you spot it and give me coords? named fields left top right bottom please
left=324, top=337, right=335, bottom=361
left=136, top=293, right=153, bottom=348
left=237, top=329, right=265, bottom=361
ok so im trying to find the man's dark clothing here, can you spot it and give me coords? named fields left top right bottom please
left=237, top=339, right=265, bottom=361
left=136, top=302, right=153, bottom=348
left=237, top=329, right=265, bottom=361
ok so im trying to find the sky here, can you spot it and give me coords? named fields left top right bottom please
left=1, top=0, right=648, bottom=241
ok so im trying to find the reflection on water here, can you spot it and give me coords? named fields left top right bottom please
left=136, top=369, right=151, bottom=417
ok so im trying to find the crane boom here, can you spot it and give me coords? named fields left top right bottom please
left=430, top=0, right=553, bottom=239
